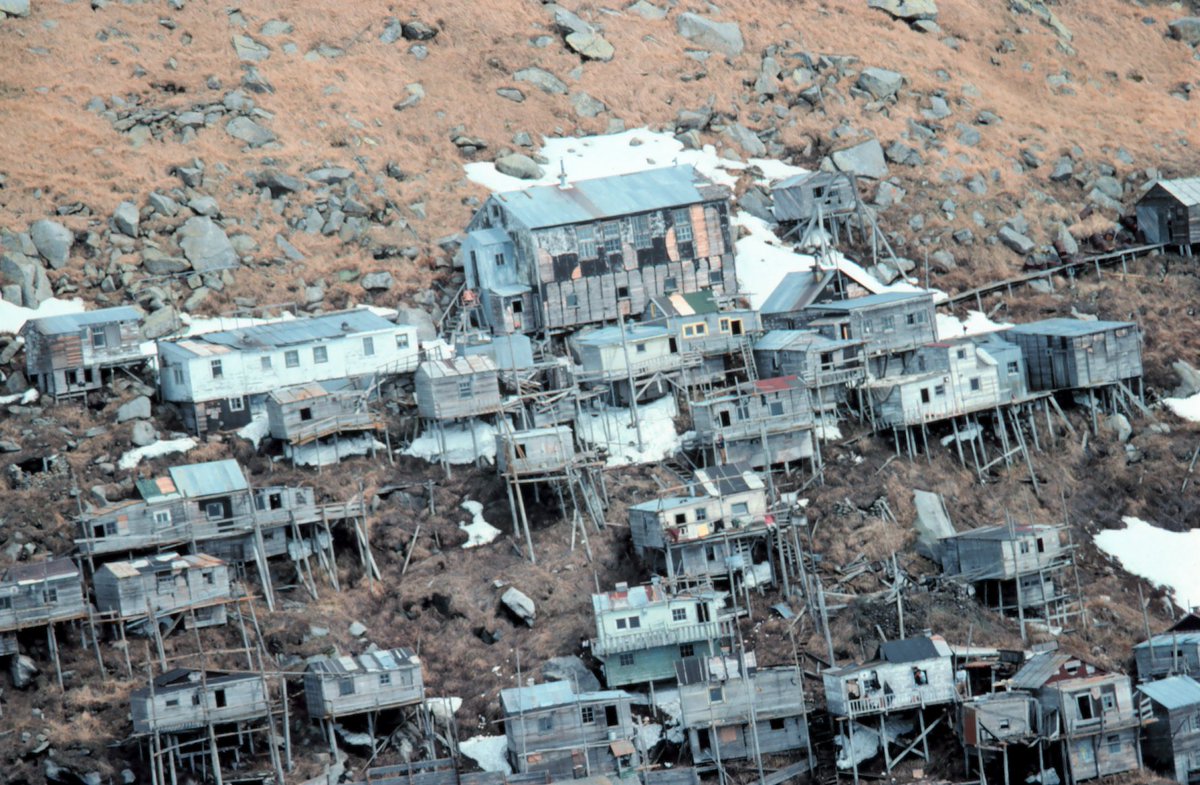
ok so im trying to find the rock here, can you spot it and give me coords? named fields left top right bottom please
left=113, top=201, right=140, bottom=237
left=176, top=216, right=238, bottom=272
left=566, top=32, right=614, bottom=61
left=10, top=655, right=38, bottom=689
left=0, top=0, right=29, bottom=16
left=542, top=656, right=602, bottom=692
left=956, top=124, right=981, bottom=147
left=361, top=271, right=394, bottom=291
left=552, top=7, right=594, bottom=36
left=675, top=12, right=744, bottom=56
left=225, top=116, right=276, bottom=148
left=931, top=250, right=956, bottom=270
left=141, top=306, right=180, bottom=340
left=723, top=123, right=766, bottom=157
left=187, top=196, right=219, bottom=217
left=628, top=0, right=667, bottom=21
left=500, top=586, right=536, bottom=626
left=1053, top=223, right=1079, bottom=257
left=496, top=87, right=525, bottom=103
left=402, top=21, right=438, bottom=41
left=830, top=138, right=889, bottom=179
left=348, top=621, right=368, bottom=637
left=570, top=91, right=607, bottom=118
left=148, top=193, right=180, bottom=217
left=1105, top=413, right=1133, bottom=443
left=1168, top=18, right=1200, bottom=46
left=514, top=67, right=567, bottom=95
left=495, top=153, right=545, bottom=180
left=1027, top=278, right=1055, bottom=295
left=1, top=251, right=52, bottom=307
left=393, top=306, right=437, bottom=342
left=253, top=169, right=305, bottom=196
left=875, top=181, right=906, bottom=207
left=1050, top=156, right=1074, bottom=182
left=1172, top=360, right=1200, bottom=398
left=29, top=220, right=73, bottom=269
left=275, top=234, right=305, bottom=262
left=260, top=19, right=293, bottom=36
left=232, top=34, right=271, bottom=62
left=116, top=396, right=151, bottom=423
left=868, top=0, right=938, bottom=22
left=885, top=141, right=923, bottom=167
left=130, top=421, right=158, bottom=447
left=306, top=167, right=354, bottom=185
left=856, top=67, right=903, bottom=100
left=0, top=439, right=20, bottom=452
left=998, top=226, right=1036, bottom=255
left=142, top=251, right=191, bottom=276
left=392, top=82, right=424, bottom=111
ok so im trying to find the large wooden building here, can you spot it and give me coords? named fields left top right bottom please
left=21, top=306, right=146, bottom=399
left=463, top=165, right=738, bottom=336
left=303, top=648, right=425, bottom=719
left=1000, top=319, right=1142, bottom=392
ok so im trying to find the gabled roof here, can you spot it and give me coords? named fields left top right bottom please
left=1009, top=652, right=1115, bottom=690
left=1145, top=177, right=1200, bottom=208
left=1134, top=631, right=1200, bottom=650
left=805, top=290, right=933, bottom=313
left=694, top=462, right=764, bottom=497
left=2, top=558, right=79, bottom=585
left=1138, top=675, right=1200, bottom=711
left=268, top=382, right=331, bottom=405
left=576, top=324, right=668, bottom=346
left=760, top=271, right=837, bottom=315
left=132, top=669, right=258, bottom=698
left=1006, top=318, right=1136, bottom=338
left=490, top=165, right=726, bottom=229
left=307, top=647, right=420, bottom=676
left=878, top=635, right=951, bottom=664
left=648, top=290, right=721, bottom=318
left=99, top=552, right=224, bottom=580
left=754, top=329, right=859, bottom=353
left=137, top=459, right=248, bottom=501
left=26, top=306, right=143, bottom=335
left=500, top=681, right=630, bottom=714
left=417, top=355, right=498, bottom=379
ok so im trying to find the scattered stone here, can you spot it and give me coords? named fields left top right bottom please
left=628, top=0, right=667, bottom=21
left=885, top=141, right=923, bottom=167
left=566, top=32, right=614, bottom=61
left=496, top=87, right=525, bottom=103
left=29, top=220, right=73, bottom=269
left=275, top=234, right=305, bottom=262
left=232, top=34, right=270, bottom=62
left=260, top=19, right=292, bottom=36
left=931, top=250, right=956, bottom=270
left=10, top=655, right=38, bottom=689
left=723, top=123, right=766, bottom=157
left=187, top=196, right=219, bottom=217
left=1168, top=17, right=1200, bottom=45
left=0, top=439, right=20, bottom=452
left=176, top=216, right=238, bottom=272
left=116, top=396, right=152, bottom=423
left=306, top=167, right=353, bottom=185
left=0, top=0, right=30, bottom=17
left=495, top=153, right=545, bottom=180
left=348, top=621, right=368, bottom=637
left=130, top=421, right=158, bottom=447
left=1105, top=413, right=1133, bottom=443
left=856, top=67, right=903, bottom=100
left=225, top=116, right=276, bottom=148
left=869, top=0, right=938, bottom=22
left=956, top=124, right=981, bottom=147
left=830, top=138, right=889, bottom=179
left=675, top=12, right=744, bottom=56
left=142, top=249, right=191, bottom=276
left=998, top=226, right=1036, bottom=255
left=393, top=82, right=424, bottom=111
left=402, top=21, right=438, bottom=41
left=361, top=271, right=394, bottom=291
left=253, top=169, right=305, bottom=196
left=514, top=67, right=567, bottom=95
left=1, top=251, right=52, bottom=307
left=570, top=91, right=606, bottom=118
left=1172, top=360, right=1200, bottom=398
left=141, top=306, right=180, bottom=340
left=113, top=201, right=140, bottom=237
left=1050, top=156, right=1074, bottom=182
left=500, top=586, right=536, bottom=626
left=1053, top=223, right=1079, bottom=257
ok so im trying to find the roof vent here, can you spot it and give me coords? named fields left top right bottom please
left=341, top=321, right=352, bottom=332
left=615, top=581, right=629, bottom=592
left=557, top=160, right=569, bottom=190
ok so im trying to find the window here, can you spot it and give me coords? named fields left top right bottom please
left=538, top=715, right=554, bottom=732
left=957, top=348, right=967, bottom=360
left=362, top=337, right=375, bottom=356
left=228, top=397, right=245, bottom=412
left=203, top=571, right=214, bottom=585
left=458, top=380, right=473, bottom=399
left=1107, top=734, right=1121, bottom=754
left=633, top=214, right=652, bottom=249
left=673, top=209, right=693, bottom=242
left=969, top=377, right=981, bottom=392
left=211, top=360, right=223, bottom=379
left=172, top=367, right=184, bottom=385
left=913, top=668, right=928, bottom=685
left=1019, top=541, right=1031, bottom=554
left=396, top=333, right=410, bottom=349
left=379, top=673, right=391, bottom=686
left=695, top=507, right=707, bottom=521
left=705, top=545, right=717, bottom=561
left=636, top=343, right=647, bottom=354
left=617, top=285, right=629, bottom=300
left=43, top=588, right=58, bottom=604
left=566, top=293, right=579, bottom=307
left=672, top=607, right=688, bottom=622
left=618, top=652, right=635, bottom=667
left=683, top=322, right=707, bottom=338
left=920, top=388, right=930, bottom=404
left=1101, top=693, right=1116, bottom=712
left=0, top=597, right=8, bottom=611
left=1007, top=361, right=1019, bottom=374
left=616, top=617, right=627, bottom=630
left=602, top=222, right=622, bottom=255
left=906, top=313, right=918, bottom=325
left=469, top=250, right=478, bottom=269
left=90, top=327, right=107, bottom=349
left=494, top=252, right=506, bottom=267
left=709, top=271, right=723, bottom=285
left=719, top=318, right=730, bottom=333
left=731, top=502, right=750, bottom=516
left=770, top=718, right=787, bottom=731
left=165, top=698, right=179, bottom=707
left=709, top=686, right=723, bottom=703
left=313, top=346, right=328, bottom=364
left=769, top=401, right=784, bottom=417
left=261, top=355, right=272, bottom=371
left=581, top=706, right=595, bottom=724
left=206, top=502, right=224, bottom=521
left=627, top=616, right=641, bottom=629
left=680, top=643, right=695, bottom=658
left=285, top=350, right=300, bottom=368
left=934, top=384, right=946, bottom=396
left=339, top=678, right=355, bottom=697
left=665, top=276, right=678, bottom=293
left=153, top=510, right=171, bottom=528
left=299, top=407, right=313, bottom=422
left=674, top=513, right=687, bottom=525
left=576, top=226, right=597, bottom=259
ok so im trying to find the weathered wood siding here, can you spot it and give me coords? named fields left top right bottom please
left=414, top=365, right=502, bottom=420
left=304, top=663, right=424, bottom=718
left=93, top=556, right=231, bottom=620
left=1003, top=325, right=1142, bottom=391
left=0, top=570, right=87, bottom=631
left=131, top=675, right=268, bottom=734
left=505, top=695, right=638, bottom=777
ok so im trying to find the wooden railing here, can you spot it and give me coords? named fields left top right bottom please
left=591, top=620, right=723, bottom=656
left=845, top=685, right=959, bottom=717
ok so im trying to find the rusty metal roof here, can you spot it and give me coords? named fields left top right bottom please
left=268, top=382, right=331, bottom=404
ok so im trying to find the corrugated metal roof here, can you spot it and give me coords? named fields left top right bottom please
left=1010, top=652, right=1073, bottom=690
left=946, top=524, right=1058, bottom=542
left=467, top=228, right=511, bottom=246
left=418, top=354, right=498, bottom=379
left=165, top=309, right=398, bottom=357
left=627, top=495, right=706, bottom=513
left=1134, top=632, right=1200, bottom=650
left=269, top=382, right=331, bottom=405
left=167, top=459, right=249, bottom=498
left=492, top=165, right=725, bottom=229
left=1138, top=675, right=1200, bottom=710
left=3, top=558, right=79, bottom=585
left=29, top=306, right=143, bottom=335
left=1006, top=318, right=1136, bottom=337
left=102, top=552, right=224, bottom=580
left=754, top=329, right=857, bottom=352
left=760, top=271, right=835, bottom=315
left=879, top=635, right=949, bottom=664
left=755, top=375, right=802, bottom=393
left=806, top=290, right=932, bottom=312
left=1153, top=177, right=1200, bottom=207
left=576, top=324, right=668, bottom=346
left=592, top=583, right=662, bottom=612
left=307, top=647, right=419, bottom=676
left=500, top=681, right=630, bottom=713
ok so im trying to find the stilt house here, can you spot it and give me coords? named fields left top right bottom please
left=572, top=324, right=686, bottom=403
left=501, top=681, right=640, bottom=778
left=1135, top=632, right=1200, bottom=682
left=759, top=270, right=843, bottom=331
left=823, top=635, right=958, bottom=719
left=415, top=355, right=503, bottom=420
left=690, top=376, right=817, bottom=470
left=304, top=648, right=425, bottom=719
left=753, top=329, right=865, bottom=413
left=676, top=652, right=810, bottom=764
left=771, top=171, right=859, bottom=224
left=93, top=553, right=231, bottom=628
left=266, top=382, right=381, bottom=446
left=1137, top=675, right=1200, bottom=784
left=589, top=580, right=727, bottom=687
left=797, top=291, right=937, bottom=363
left=21, top=306, right=146, bottom=399
left=642, top=290, right=760, bottom=384
left=462, top=165, right=738, bottom=336
left=130, top=669, right=270, bottom=734
left=496, top=426, right=576, bottom=476
left=0, top=558, right=87, bottom=632
left=1000, top=319, right=1142, bottom=392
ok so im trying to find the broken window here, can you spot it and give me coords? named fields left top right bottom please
left=603, top=222, right=622, bottom=255
left=362, top=337, right=375, bottom=356
left=770, top=718, right=787, bottom=731
left=673, top=209, right=693, bottom=242
left=576, top=226, right=597, bottom=259
left=211, top=360, right=223, bottom=379
left=617, top=285, right=629, bottom=300
left=285, top=350, right=300, bottom=368
left=1101, top=691, right=1116, bottom=712
left=339, top=678, right=354, bottom=697
left=674, top=513, right=687, bottom=525
left=299, top=407, right=313, bottom=422
left=1007, top=361, right=1019, bottom=374
left=313, top=346, right=328, bottom=364
left=205, top=502, right=224, bottom=521
left=969, top=377, right=981, bottom=392
left=203, top=571, right=214, bottom=585
left=1076, top=693, right=1095, bottom=721
left=920, top=388, right=931, bottom=404
left=633, top=214, right=652, bottom=249
left=913, top=668, right=929, bottom=685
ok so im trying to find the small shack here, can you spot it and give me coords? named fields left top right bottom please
left=1001, top=319, right=1142, bottom=392
left=1134, top=631, right=1200, bottom=682
left=1136, top=178, right=1200, bottom=249
left=21, top=306, right=146, bottom=399
left=759, top=270, right=843, bottom=331
left=642, top=289, right=760, bottom=363
left=93, top=552, right=232, bottom=629
left=771, top=171, right=859, bottom=224
left=415, top=355, right=503, bottom=420
left=130, top=669, right=270, bottom=734
left=800, top=291, right=937, bottom=359
left=266, top=382, right=381, bottom=445
left=676, top=653, right=809, bottom=764
left=573, top=324, right=682, bottom=393
left=823, top=635, right=958, bottom=720
left=1137, top=675, right=1200, bottom=785
left=0, top=558, right=87, bottom=632
left=304, top=648, right=425, bottom=719
left=753, top=330, right=865, bottom=391
left=690, top=376, right=817, bottom=470
left=501, top=681, right=640, bottom=778
left=496, top=426, right=576, bottom=477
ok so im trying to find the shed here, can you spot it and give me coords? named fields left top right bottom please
left=1001, top=319, right=1142, bottom=391
left=93, top=552, right=231, bottom=628
left=959, top=692, right=1040, bottom=749
left=130, top=669, right=269, bottom=734
left=266, top=382, right=381, bottom=445
left=0, top=558, right=88, bottom=632
left=496, top=426, right=576, bottom=476
left=1136, top=178, right=1200, bottom=247
left=21, top=306, right=146, bottom=398
left=759, top=270, right=842, bottom=330
left=771, top=171, right=859, bottom=223
left=573, top=324, right=678, bottom=381
left=1137, top=675, right=1200, bottom=784
left=414, top=355, right=502, bottom=420
left=1134, top=631, right=1200, bottom=681
left=304, top=648, right=425, bottom=719
left=822, top=635, right=957, bottom=718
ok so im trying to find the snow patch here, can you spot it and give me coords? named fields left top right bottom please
left=285, top=435, right=384, bottom=467
left=1095, top=517, right=1200, bottom=607
left=425, top=696, right=462, bottom=723
left=118, top=437, right=198, bottom=470
left=0, top=297, right=85, bottom=337
left=1163, top=393, right=1200, bottom=423
left=237, top=413, right=270, bottom=448
left=459, top=735, right=511, bottom=774
left=459, top=500, right=502, bottom=548
left=575, top=395, right=683, bottom=467
left=936, top=310, right=1013, bottom=340
left=404, top=420, right=498, bottom=465
left=650, top=686, right=687, bottom=744
left=0, top=388, right=39, bottom=405
left=836, top=718, right=912, bottom=770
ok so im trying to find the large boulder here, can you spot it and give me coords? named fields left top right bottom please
left=1168, top=17, right=1200, bottom=46
left=829, top=139, right=889, bottom=179
left=113, top=201, right=140, bottom=237
left=0, top=0, right=30, bottom=17
left=514, top=67, right=567, bottom=95
left=723, top=123, right=766, bottom=157
left=29, top=220, right=73, bottom=269
left=500, top=587, right=536, bottom=626
left=116, top=396, right=152, bottom=423
left=857, top=67, right=904, bottom=100
left=361, top=271, right=394, bottom=291
left=130, top=421, right=159, bottom=447
left=675, top=12, right=744, bottom=56
left=1, top=251, right=52, bottom=307
left=1172, top=360, right=1200, bottom=398
left=176, top=217, right=238, bottom=272
left=10, top=654, right=38, bottom=689
left=141, top=306, right=181, bottom=340
left=393, top=306, right=437, bottom=343
left=868, top=0, right=938, bottom=22
left=225, top=116, right=277, bottom=148
left=566, top=32, right=614, bottom=61
left=998, top=226, right=1036, bottom=255
left=495, top=154, right=545, bottom=180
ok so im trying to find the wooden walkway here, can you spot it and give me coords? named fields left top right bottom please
left=946, top=243, right=1166, bottom=308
